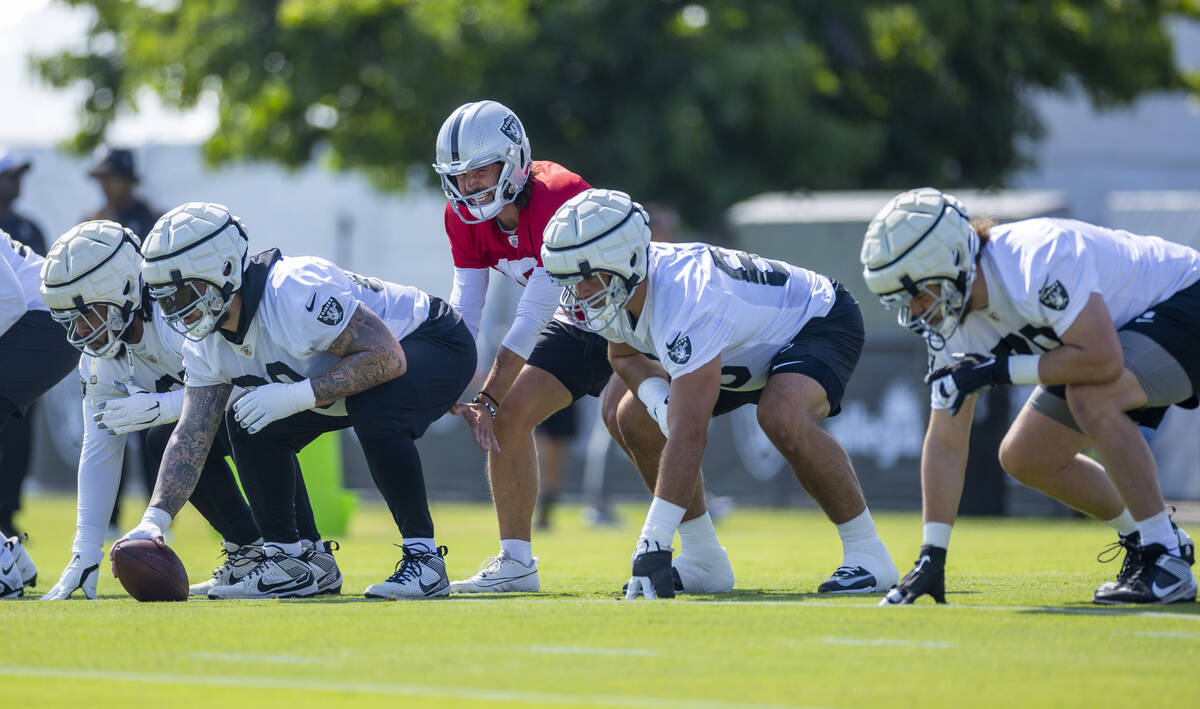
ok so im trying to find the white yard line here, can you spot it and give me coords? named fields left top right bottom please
left=185, top=652, right=330, bottom=664
left=819, top=637, right=954, bottom=649
left=0, top=664, right=828, bottom=709
left=516, top=645, right=659, bottom=656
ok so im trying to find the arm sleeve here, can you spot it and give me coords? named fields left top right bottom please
left=500, top=267, right=561, bottom=359
left=72, top=387, right=128, bottom=554
left=0, top=256, right=26, bottom=337
left=449, top=267, right=490, bottom=340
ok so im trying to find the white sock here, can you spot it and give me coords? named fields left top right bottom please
left=1103, top=510, right=1137, bottom=536
left=640, top=497, right=686, bottom=548
left=922, top=522, right=953, bottom=550
left=404, top=538, right=437, bottom=555
left=1136, top=509, right=1180, bottom=556
left=500, top=539, right=533, bottom=565
left=678, top=512, right=720, bottom=552
left=265, top=541, right=303, bottom=558
left=836, top=508, right=882, bottom=550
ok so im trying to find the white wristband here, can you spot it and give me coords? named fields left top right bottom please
left=1007, top=354, right=1042, bottom=385
left=637, top=377, right=670, bottom=409
left=142, top=506, right=173, bottom=533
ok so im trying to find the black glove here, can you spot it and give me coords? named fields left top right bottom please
left=925, top=353, right=1011, bottom=416
left=879, top=545, right=947, bottom=605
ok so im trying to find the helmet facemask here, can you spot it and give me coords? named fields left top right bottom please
left=51, top=299, right=134, bottom=359
left=554, top=271, right=638, bottom=333
left=879, top=268, right=975, bottom=351
left=438, top=159, right=520, bottom=224
left=150, top=275, right=232, bottom=341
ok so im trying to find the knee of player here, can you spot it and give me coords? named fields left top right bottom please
left=1064, top=381, right=1124, bottom=427
left=997, top=434, right=1037, bottom=482
left=493, top=400, right=545, bottom=442
left=756, top=402, right=824, bottom=445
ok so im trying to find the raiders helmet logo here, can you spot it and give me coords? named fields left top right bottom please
left=499, top=114, right=522, bottom=145
left=667, top=332, right=692, bottom=365
left=1038, top=280, right=1070, bottom=311
left=317, top=296, right=345, bottom=326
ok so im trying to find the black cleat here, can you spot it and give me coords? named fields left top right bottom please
left=880, top=545, right=946, bottom=605
left=1093, top=543, right=1197, bottom=605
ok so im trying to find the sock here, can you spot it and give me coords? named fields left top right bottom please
left=500, top=539, right=533, bottom=565
left=265, top=541, right=303, bottom=558
left=678, top=512, right=720, bottom=552
left=1136, top=508, right=1180, bottom=556
left=836, top=508, right=882, bottom=550
left=640, top=497, right=686, bottom=549
left=404, top=537, right=437, bottom=555
left=922, top=522, right=953, bottom=550
left=1103, top=510, right=1137, bottom=537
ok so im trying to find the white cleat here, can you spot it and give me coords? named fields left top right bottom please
left=364, top=544, right=450, bottom=600
left=449, top=549, right=539, bottom=594
left=0, top=544, right=22, bottom=599
left=189, top=543, right=266, bottom=596
left=206, top=552, right=317, bottom=600
left=301, top=540, right=342, bottom=595
left=4, top=533, right=37, bottom=588
left=673, top=545, right=735, bottom=594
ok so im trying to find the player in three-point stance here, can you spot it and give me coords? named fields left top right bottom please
left=861, top=187, right=1196, bottom=605
left=39, top=220, right=333, bottom=600
left=113, top=202, right=475, bottom=599
left=542, top=189, right=897, bottom=598
left=0, top=229, right=80, bottom=597
left=435, top=100, right=733, bottom=595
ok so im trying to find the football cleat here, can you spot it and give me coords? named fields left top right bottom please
left=4, top=533, right=37, bottom=588
left=625, top=538, right=676, bottom=600
left=364, top=545, right=450, bottom=600
left=0, top=546, right=22, bottom=599
left=449, top=549, right=539, bottom=594
left=206, top=551, right=317, bottom=600
left=1096, top=524, right=1195, bottom=594
left=1093, top=543, right=1197, bottom=605
left=301, top=540, right=342, bottom=595
left=820, top=545, right=898, bottom=594
left=672, top=545, right=735, bottom=594
left=880, top=545, right=947, bottom=605
left=189, top=543, right=266, bottom=596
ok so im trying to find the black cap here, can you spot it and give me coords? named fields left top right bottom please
left=88, top=147, right=139, bottom=182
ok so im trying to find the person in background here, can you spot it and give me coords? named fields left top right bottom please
left=0, top=147, right=49, bottom=538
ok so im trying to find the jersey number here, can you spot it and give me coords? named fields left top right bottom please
left=708, top=247, right=789, bottom=287
left=231, top=362, right=307, bottom=389
left=989, top=325, right=1062, bottom=356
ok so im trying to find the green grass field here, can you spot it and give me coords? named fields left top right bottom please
left=4, top=495, right=1198, bottom=708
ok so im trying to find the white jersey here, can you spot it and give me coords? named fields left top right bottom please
left=0, top=230, right=47, bottom=336
left=929, top=218, right=1200, bottom=408
left=600, top=242, right=836, bottom=391
left=184, top=252, right=431, bottom=415
left=73, top=305, right=189, bottom=555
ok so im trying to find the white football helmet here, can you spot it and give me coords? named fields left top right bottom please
left=40, top=220, right=143, bottom=359
left=142, top=202, right=249, bottom=341
left=542, top=189, right=651, bottom=332
left=432, top=100, right=532, bottom=224
left=860, top=187, right=979, bottom=350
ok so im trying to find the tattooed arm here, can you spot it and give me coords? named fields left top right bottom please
left=310, top=303, right=406, bottom=407
left=148, top=383, right=232, bottom=516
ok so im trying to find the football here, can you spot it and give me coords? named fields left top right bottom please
left=112, top=539, right=189, bottom=602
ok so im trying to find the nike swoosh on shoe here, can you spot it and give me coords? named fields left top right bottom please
left=474, top=569, right=536, bottom=587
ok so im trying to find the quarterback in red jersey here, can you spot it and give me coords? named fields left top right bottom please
left=434, top=100, right=732, bottom=594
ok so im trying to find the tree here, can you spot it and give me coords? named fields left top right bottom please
left=36, top=0, right=1200, bottom=227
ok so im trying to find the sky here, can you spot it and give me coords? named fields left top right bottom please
left=0, top=0, right=217, bottom=147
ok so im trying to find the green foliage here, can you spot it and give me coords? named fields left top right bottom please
left=35, top=0, right=1200, bottom=226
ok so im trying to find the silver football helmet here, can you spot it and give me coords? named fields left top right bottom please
left=432, top=100, right=532, bottom=224
left=860, top=187, right=979, bottom=350
left=40, top=220, right=143, bottom=359
left=141, top=202, right=249, bottom=341
left=542, top=189, right=651, bottom=332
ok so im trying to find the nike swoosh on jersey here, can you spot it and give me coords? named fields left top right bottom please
left=305, top=292, right=318, bottom=311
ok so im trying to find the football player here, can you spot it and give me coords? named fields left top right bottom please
left=861, top=187, right=1197, bottom=605
left=0, top=228, right=81, bottom=597
left=38, top=221, right=334, bottom=600
left=542, top=189, right=898, bottom=599
left=435, top=100, right=733, bottom=595
left=114, top=202, right=475, bottom=599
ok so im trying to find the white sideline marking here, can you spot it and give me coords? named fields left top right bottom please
left=1124, top=631, right=1200, bottom=639
left=186, top=652, right=327, bottom=664
left=0, top=664, right=826, bottom=709
left=820, top=637, right=953, bottom=649
left=517, top=645, right=659, bottom=657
